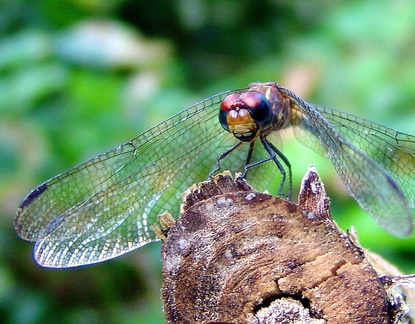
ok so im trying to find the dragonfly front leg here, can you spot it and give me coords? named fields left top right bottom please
left=209, top=142, right=244, bottom=178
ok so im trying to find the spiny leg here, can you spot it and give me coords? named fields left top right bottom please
left=209, top=141, right=244, bottom=178
left=242, top=135, right=292, bottom=199
left=240, top=141, right=256, bottom=178
left=261, top=136, right=292, bottom=199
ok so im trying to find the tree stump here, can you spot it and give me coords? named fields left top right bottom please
left=159, top=168, right=414, bottom=324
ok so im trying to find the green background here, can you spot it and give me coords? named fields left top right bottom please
left=1, top=0, right=415, bottom=323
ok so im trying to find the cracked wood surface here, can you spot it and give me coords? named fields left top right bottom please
left=160, top=170, right=392, bottom=323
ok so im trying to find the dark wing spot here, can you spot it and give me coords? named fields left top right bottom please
left=19, top=183, right=48, bottom=208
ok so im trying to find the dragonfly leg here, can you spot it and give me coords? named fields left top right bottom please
left=240, top=141, right=256, bottom=178
left=263, top=138, right=292, bottom=199
left=243, top=136, right=292, bottom=199
left=209, top=142, right=244, bottom=178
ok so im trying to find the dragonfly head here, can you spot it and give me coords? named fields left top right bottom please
left=219, top=91, right=273, bottom=142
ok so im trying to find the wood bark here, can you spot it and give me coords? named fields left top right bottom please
left=159, top=169, right=413, bottom=324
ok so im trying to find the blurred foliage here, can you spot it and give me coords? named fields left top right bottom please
left=1, top=0, right=415, bottom=323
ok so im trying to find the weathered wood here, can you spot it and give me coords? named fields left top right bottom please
left=159, top=169, right=408, bottom=324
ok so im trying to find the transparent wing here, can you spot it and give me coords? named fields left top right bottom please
left=280, top=86, right=414, bottom=237
left=15, top=88, right=280, bottom=268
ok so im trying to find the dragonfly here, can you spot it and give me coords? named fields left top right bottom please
left=15, top=82, right=415, bottom=268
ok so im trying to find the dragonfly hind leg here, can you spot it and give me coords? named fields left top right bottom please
left=242, top=135, right=292, bottom=199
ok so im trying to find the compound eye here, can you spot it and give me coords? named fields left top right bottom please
left=240, top=91, right=272, bottom=129
left=219, top=93, right=241, bottom=131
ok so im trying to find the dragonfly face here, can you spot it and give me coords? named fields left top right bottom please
left=219, top=91, right=274, bottom=142
left=15, top=82, right=415, bottom=268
